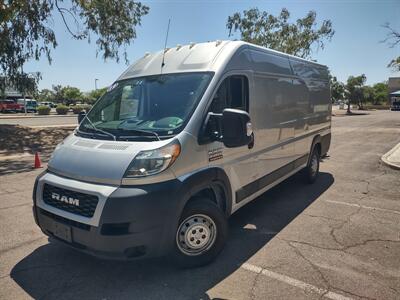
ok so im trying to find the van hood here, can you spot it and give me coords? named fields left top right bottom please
left=48, top=133, right=172, bottom=185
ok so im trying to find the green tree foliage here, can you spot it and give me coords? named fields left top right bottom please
left=37, top=88, right=56, bottom=102
left=61, top=86, right=82, bottom=105
left=52, top=84, right=64, bottom=102
left=371, top=82, right=388, bottom=105
left=382, top=23, right=400, bottom=71
left=84, top=87, right=107, bottom=104
left=345, top=74, right=366, bottom=112
left=226, top=8, right=334, bottom=59
left=330, top=76, right=345, bottom=103
left=0, top=0, right=149, bottom=88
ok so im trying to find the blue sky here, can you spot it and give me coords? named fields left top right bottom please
left=25, top=0, right=400, bottom=91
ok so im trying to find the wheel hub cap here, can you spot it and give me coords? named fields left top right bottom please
left=176, top=214, right=217, bottom=256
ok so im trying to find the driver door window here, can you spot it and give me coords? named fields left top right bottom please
left=209, top=75, right=249, bottom=113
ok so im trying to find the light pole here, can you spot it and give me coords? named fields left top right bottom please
left=94, top=78, right=99, bottom=90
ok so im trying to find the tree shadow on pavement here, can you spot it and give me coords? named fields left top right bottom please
left=11, top=172, right=334, bottom=300
left=0, top=125, right=72, bottom=156
left=0, top=155, right=50, bottom=176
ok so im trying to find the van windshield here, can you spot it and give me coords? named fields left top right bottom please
left=78, top=72, right=212, bottom=140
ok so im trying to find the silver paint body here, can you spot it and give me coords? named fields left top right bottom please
left=36, top=40, right=331, bottom=225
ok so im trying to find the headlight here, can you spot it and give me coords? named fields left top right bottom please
left=124, top=140, right=181, bottom=178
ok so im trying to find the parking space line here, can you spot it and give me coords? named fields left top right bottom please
left=241, top=262, right=353, bottom=300
left=325, top=200, right=400, bottom=215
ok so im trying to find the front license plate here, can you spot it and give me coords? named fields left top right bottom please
left=53, top=222, right=72, bottom=243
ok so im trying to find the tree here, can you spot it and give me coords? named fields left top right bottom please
left=372, top=82, right=388, bottom=105
left=330, top=76, right=345, bottom=103
left=345, top=74, right=366, bottom=112
left=0, top=0, right=149, bottom=88
left=84, top=87, right=108, bottom=104
left=382, top=23, right=400, bottom=71
left=61, top=86, right=82, bottom=105
left=37, top=89, right=56, bottom=102
left=226, top=8, right=334, bottom=59
left=52, top=85, right=64, bottom=103
left=362, top=86, right=375, bottom=104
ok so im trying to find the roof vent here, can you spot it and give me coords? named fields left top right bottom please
left=189, top=42, right=195, bottom=49
left=144, top=52, right=150, bottom=57
left=176, top=44, right=182, bottom=50
left=216, top=40, right=222, bottom=47
left=164, top=47, right=170, bottom=53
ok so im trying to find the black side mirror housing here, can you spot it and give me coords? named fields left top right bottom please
left=78, top=111, right=86, bottom=124
left=221, top=108, right=253, bottom=148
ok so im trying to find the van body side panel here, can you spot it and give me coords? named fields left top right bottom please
left=289, top=59, right=331, bottom=158
left=238, top=50, right=298, bottom=206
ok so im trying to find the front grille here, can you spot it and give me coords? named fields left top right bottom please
left=42, top=184, right=99, bottom=218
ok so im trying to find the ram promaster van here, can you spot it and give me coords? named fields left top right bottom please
left=33, top=41, right=331, bottom=267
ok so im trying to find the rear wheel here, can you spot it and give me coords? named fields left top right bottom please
left=304, top=147, right=320, bottom=184
left=172, top=198, right=228, bottom=268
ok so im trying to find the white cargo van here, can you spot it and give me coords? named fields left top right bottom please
left=33, top=41, right=331, bottom=267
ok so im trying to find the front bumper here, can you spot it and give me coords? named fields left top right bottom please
left=33, top=171, right=184, bottom=260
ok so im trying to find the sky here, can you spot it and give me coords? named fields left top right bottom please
left=25, top=0, right=400, bottom=92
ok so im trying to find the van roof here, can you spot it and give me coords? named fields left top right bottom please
left=118, top=40, right=327, bottom=81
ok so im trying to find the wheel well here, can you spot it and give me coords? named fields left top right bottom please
left=186, top=184, right=228, bottom=215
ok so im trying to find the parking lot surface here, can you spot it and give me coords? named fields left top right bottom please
left=0, top=110, right=399, bottom=300
left=0, top=115, right=77, bottom=127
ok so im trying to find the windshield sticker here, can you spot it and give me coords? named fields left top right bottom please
left=208, top=148, right=223, bottom=162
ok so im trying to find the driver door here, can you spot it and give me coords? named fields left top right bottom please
left=206, top=74, right=259, bottom=203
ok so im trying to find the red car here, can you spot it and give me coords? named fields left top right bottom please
left=0, top=100, right=23, bottom=113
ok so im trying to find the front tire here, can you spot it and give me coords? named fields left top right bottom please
left=172, top=198, right=228, bottom=268
left=305, top=147, right=320, bottom=184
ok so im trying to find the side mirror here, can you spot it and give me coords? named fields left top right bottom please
left=221, top=108, right=253, bottom=148
left=78, top=111, right=86, bottom=124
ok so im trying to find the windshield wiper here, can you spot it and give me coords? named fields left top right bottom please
left=115, top=128, right=161, bottom=141
left=81, top=116, right=116, bottom=141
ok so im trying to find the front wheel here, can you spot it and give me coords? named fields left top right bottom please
left=304, top=147, right=320, bottom=184
left=172, top=198, right=228, bottom=268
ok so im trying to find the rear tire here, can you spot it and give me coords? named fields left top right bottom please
left=304, top=147, right=320, bottom=184
left=172, top=198, right=228, bottom=268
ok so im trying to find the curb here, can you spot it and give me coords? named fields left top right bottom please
left=381, top=143, right=400, bottom=170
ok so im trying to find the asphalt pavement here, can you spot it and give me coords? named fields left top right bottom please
left=0, top=110, right=399, bottom=300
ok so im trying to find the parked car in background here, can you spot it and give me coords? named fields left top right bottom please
left=17, top=99, right=38, bottom=113
left=0, top=100, right=22, bottom=113
left=390, top=100, right=400, bottom=111
left=39, top=101, right=55, bottom=108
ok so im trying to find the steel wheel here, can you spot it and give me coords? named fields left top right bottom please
left=310, top=153, right=319, bottom=177
left=176, top=214, right=217, bottom=256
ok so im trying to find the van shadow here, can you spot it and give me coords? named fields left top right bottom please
left=11, top=172, right=334, bottom=300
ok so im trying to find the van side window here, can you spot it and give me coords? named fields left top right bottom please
left=209, top=75, right=249, bottom=113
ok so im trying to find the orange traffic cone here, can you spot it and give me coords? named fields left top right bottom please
left=34, top=152, right=42, bottom=169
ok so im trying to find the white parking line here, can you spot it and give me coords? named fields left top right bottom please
left=325, top=200, right=400, bottom=215
left=241, top=262, right=353, bottom=300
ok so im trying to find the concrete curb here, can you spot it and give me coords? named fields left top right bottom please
left=381, top=142, right=400, bottom=170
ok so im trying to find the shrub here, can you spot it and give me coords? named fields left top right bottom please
left=37, top=106, right=51, bottom=115
left=56, top=105, right=69, bottom=115
left=72, top=105, right=84, bottom=114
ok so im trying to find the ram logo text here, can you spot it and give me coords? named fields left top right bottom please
left=51, top=192, right=80, bottom=206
